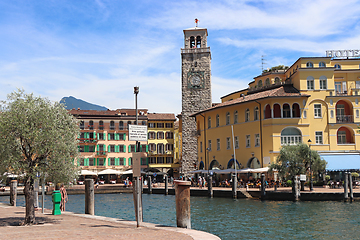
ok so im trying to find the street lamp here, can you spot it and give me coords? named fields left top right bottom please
left=307, top=139, right=313, bottom=191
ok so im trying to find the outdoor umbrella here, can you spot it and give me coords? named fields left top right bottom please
left=80, top=170, right=98, bottom=176
left=97, top=169, right=123, bottom=175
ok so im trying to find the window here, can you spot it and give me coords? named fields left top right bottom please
left=140, top=145, right=147, bottom=153
left=196, top=36, right=201, bottom=48
left=165, top=132, right=173, bottom=139
left=330, top=110, right=334, bottom=118
left=157, top=143, right=164, bottom=154
left=315, top=132, right=323, bottom=144
left=98, top=158, right=105, bottom=166
left=166, top=157, right=173, bottom=164
left=165, top=144, right=173, bottom=152
left=157, top=132, right=164, bottom=139
left=320, top=76, right=327, bottom=90
left=80, top=121, right=84, bottom=130
left=334, top=64, right=341, bottom=70
left=254, top=107, right=259, bottom=120
left=89, top=158, right=95, bottom=166
left=258, top=80, right=262, bottom=88
left=292, top=103, right=301, bottom=118
left=157, top=157, right=164, bottom=164
left=148, top=143, right=156, bottom=152
left=165, top=123, right=173, bottom=128
left=157, top=123, right=164, bottom=128
left=108, top=133, right=115, bottom=140
left=130, top=145, right=136, bottom=153
left=119, top=121, right=124, bottom=130
left=306, top=62, right=313, bottom=68
left=148, top=122, right=155, bottom=128
left=245, top=109, right=250, bottom=122
left=319, top=62, right=326, bottom=68
left=208, top=117, right=211, bottom=129
left=142, top=121, right=146, bottom=126
left=255, top=134, right=260, bottom=147
left=273, top=104, right=281, bottom=118
left=226, top=112, right=230, bottom=125
left=357, top=110, right=359, bottom=118
left=99, top=120, right=104, bottom=130
left=283, top=104, right=291, bottom=118
left=148, top=132, right=155, bottom=139
left=119, top=145, right=125, bottom=152
left=226, top=137, right=231, bottom=150
left=149, top=157, right=156, bottom=164
left=307, top=76, right=314, bottom=90
left=217, top=139, right=220, bottom=151
left=89, top=146, right=95, bottom=152
left=79, top=158, right=85, bottom=166
left=234, top=111, right=238, bottom=124
left=208, top=140, right=212, bottom=151
left=98, top=133, right=105, bottom=140
left=303, top=110, right=307, bottom=119
left=119, top=157, right=125, bottom=166
left=274, top=77, right=280, bottom=84
left=79, top=146, right=84, bottom=152
left=216, top=114, right=219, bottom=127
left=109, top=158, right=115, bottom=166
left=89, top=120, right=93, bottom=130
left=127, top=121, right=131, bottom=129
left=265, top=78, right=270, bottom=86
left=265, top=104, right=271, bottom=119
left=337, top=131, right=346, bottom=144
left=246, top=135, right=250, bottom=148
left=141, top=158, right=147, bottom=165
left=235, top=136, right=239, bottom=149
left=110, top=121, right=115, bottom=130
left=109, top=145, right=115, bottom=152
left=314, top=104, right=322, bottom=118
left=281, top=128, right=302, bottom=145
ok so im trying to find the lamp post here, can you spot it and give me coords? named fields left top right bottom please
left=307, top=139, right=313, bottom=191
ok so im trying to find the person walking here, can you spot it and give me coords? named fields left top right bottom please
left=60, top=184, right=68, bottom=211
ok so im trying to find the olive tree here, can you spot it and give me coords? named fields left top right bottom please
left=269, top=143, right=326, bottom=187
left=0, top=90, right=79, bottom=224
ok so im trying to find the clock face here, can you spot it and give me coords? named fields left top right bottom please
left=191, top=75, right=201, bottom=86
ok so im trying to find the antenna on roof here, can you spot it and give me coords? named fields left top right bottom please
left=261, top=55, right=267, bottom=73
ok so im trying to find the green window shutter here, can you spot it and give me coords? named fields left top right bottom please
left=115, top=158, right=119, bottom=166
left=128, top=145, right=131, bottom=153
left=97, top=145, right=99, bottom=152
left=97, top=133, right=99, bottom=139
left=123, top=133, right=126, bottom=140
left=146, top=157, right=149, bottom=165
left=134, top=145, right=137, bottom=152
left=116, top=133, right=119, bottom=140
left=85, top=158, right=89, bottom=166
left=122, top=145, right=126, bottom=152
left=115, top=145, right=119, bottom=153
left=128, top=157, right=132, bottom=166
left=84, top=146, right=89, bottom=152
left=108, top=133, right=110, bottom=140
left=97, top=158, right=99, bottom=166
left=108, top=145, right=111, bottom=152
left=146, top=145, right=148, bottom=152
left=108, top=158, right=111, bottom=166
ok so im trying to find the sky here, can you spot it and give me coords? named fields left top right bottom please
left=1, top=0, right=360, bottom=114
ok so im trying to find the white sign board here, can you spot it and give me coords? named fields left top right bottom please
left=129, top=125, right=148, bottom=141
left=300, top=174, right=306, bottom=181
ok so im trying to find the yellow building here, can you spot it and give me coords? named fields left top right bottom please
left=192, top=56, right=360, bottom=172
left=147, top=113, right=179, bottom=173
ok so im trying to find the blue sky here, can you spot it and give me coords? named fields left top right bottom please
left=1, top=0, right=360, bottom=114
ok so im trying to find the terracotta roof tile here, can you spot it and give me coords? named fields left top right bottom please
left=147, top=113, right=176, bottom=121
left=191, top=85, right=309, bottom=116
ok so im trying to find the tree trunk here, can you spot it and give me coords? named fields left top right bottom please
left=24, top=179, right=36, bottom=225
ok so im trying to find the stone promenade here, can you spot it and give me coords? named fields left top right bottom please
left=0, top=203, right=220, bottom=240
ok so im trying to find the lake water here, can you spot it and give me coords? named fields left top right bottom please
left=1, top=193, right=359, bottom=240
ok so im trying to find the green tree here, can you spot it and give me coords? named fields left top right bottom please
left=0, top=90, right=80, bottom=224
left=262, top=65, right=289, bottom=73
left=269, top=143, right=327, bottom=184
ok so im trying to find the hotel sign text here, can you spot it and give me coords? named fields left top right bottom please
left=326, top=50, right=360, bottom=58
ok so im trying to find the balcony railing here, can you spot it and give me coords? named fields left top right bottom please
left=79, top=138, right=98, bottom=144
left=96, top=151, right=107, bottom=156
left=336, top=115, right=353, bottom=123
left=281, top=135, right=302, bottom=145
left=98, top=125, right=104, bottom=130
left=181, top=47, right=210, bottom=54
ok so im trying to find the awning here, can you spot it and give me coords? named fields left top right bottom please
left=321, top=154, right=360, bottom=171
left=80, top=170, right=98, bottom=176
left=97, top=169, right=123, bottom=175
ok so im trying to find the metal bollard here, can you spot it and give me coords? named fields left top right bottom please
left=85, top=179, right=94, bottom=215
left=174, top=180, right=191, bottom=229
left=10, top=180, right=17, bottom=206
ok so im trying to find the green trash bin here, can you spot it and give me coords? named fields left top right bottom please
left=52, top=190, right=61, bottom=215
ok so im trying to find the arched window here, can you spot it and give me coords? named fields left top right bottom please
left=320, top=76, right=327, bottom=90
left=110, top=121, right=115, bottom=130
left=196, top=36, right=201, bottom=48
left=127, top=120, right=131, bottom=129
left=264, top=104, right=271, bottom=119
left=265, top=78, right=270, bottom=86
left=99, top=120, right=104, bottom=130
left=274, top=77, right=280, bottom=84
left=254, top=107, right=259, bottom=121
left=292, top=103, right=301, bottom=118
left=216, top=114, right=219, bottom=127
left=273, top=104, right=281, bottom=118
left=306, top=62, right=313, bottom=68
left=226, top=112, right=230, bottom=125
left=307, top=76, right=314, bottom=90
left=190, top=36, right=195, bottom=48
left=80, top=121, right=84, bottom=130
left=281, top=127, right=302, bottom=145
left=142, top=121, right=146, bottom=125
left=245, top=109, right=250, bottom=122
left=119, top=121, right=124, bottom=130
left=208, top=116, right=211, bottom=129
left=337, top=127, right=353, bottom=144
left=334, top=64, right=341, bottom=70
left=283, top=104, right=291, bottom=118
left=258, top=80, right=262, bottom=88
left=234, top=111, right=238, bottom=124
left=319, top=62, right=326, bottom=68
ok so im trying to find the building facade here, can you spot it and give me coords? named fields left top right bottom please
left=192, top=56, right=360, bottom=171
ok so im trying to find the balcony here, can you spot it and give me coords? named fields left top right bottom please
left=336, top=115, right=353, bottom=123
left=181, top=47, right=210, bottom=54
left=96, top=151, right=107, bottom=156
left=79, top=138, right=98, bottom=144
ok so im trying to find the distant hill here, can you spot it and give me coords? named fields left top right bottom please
left=60, top=96, right=108, bottom=111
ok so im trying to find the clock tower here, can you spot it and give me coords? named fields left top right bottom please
left=181, top=25, right=212, bottom=175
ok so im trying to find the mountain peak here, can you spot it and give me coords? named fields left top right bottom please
left=60, top=96, right=108, bottom=111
